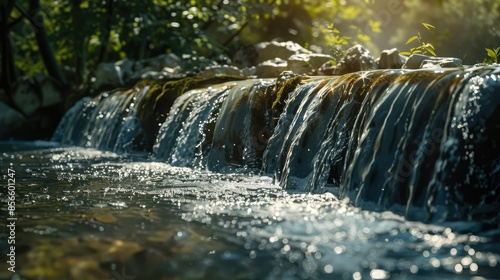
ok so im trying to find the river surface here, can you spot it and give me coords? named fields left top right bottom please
left=1, top=141, right=499, bottom=280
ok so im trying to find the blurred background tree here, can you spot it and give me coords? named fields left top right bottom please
left=381, top=0, right=500, bottom=63
left=2, top=0, right=499, bottom=90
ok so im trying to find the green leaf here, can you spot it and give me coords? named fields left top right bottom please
left=422, top=22, right=435, bottom=30
left=357, top=34, right=370, bottom=42
left=486, top=48, right=497, bottom=59
left=405, top=36, right=418, bottom=45
left=426, top=47, right=437, bottom=56
left=400, top=51, right=411, bottom=56
left=424, top=43, right=435, bottom=50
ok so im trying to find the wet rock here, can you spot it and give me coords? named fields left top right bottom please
left=402, top=54, right=430, bottom=69
left=255, top=58, right=288, bottom=78
left=0, top=101, right=27, bottom=139
left=198, top=65, right=244, bottom=79
left=115, top=58, right=135, bottom=83
left=33, top=74, right=63, bottom=108
left=402, top=54, right=463, bottom=69
left=241, top=66, right=256, bottom=77
left=136, top=53, right=183, bottom=72
left=12, top=77, right=40, bottom=116
left=317, top=61, right=336, bottom=75
left=137, top=70, right=163, bottom=80
left=233, top=44, right=259, bottom=68
left=255, top=41, right=312, bottom=64
left=132, top=54, right=184, bottom=81
left=335, top=44, right=377, bottom=75
left=287, top=53, right=334, bottom=74
left=421, top=57, right=463, bottom=69
left=378, top=48, right=407, bottom=69
left=93, top=62, right=123, bottom=89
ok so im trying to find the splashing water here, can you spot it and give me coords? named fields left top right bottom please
left=32, top=66, right=500, bottom=278
left=1, top=142, right=499, bottom=279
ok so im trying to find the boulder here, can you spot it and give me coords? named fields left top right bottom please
left=138, top=70, right=161, bottom=80
left=287, top=53, right=334, bottom=74
left=0, top=101, right=27, bottom=139
left=241, top=66, right=256, bottom=77
left=12, top=77, right=40, bottom=116
left=33, top=74, right=64, bottom=108
left=255, top=58, right=288, bottom=78
left=335, top=44, right=377, bottom=75
left=93, top=62, right=123, bottom=89
left=198, top=65, right=244, bottom=79
left=402, top=54, right=462, bottom=69
left=136, top=53, right=182, bottom=72
left=255, top=41, right=312, bottom=64
left=115, top=58, right=135, bottom=83
left=317, top=61, right=336, bottom=75
left=421, top=57, right=463, bottom=69
left=233, top=45, right=259, bottom=68
left=378, top=48, right=407, bottom=69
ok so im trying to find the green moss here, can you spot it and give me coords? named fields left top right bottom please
left=271, top=76, right=306, bottom=110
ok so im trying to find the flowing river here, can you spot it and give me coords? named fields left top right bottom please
left=1, top=66, right=500, bottom=279
left=1, top=141, right=499, bottom=279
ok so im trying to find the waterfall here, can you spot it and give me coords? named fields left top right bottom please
left=53, top=66, right=500, bottom=221
left=53, top=87, right=150, bottom=152
left=153, top=82, right=234, bottom=168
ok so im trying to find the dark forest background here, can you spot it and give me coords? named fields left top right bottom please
left=1, top=0, right=499, bottom=91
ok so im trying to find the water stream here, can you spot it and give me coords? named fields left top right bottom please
left=2, top=66, right=500, bottom=279
left=1, top=142, right=499, bottom=279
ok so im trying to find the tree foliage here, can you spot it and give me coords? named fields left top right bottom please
left=3, top=0, right=499, bottom=90
left=6, top=0, right=381, bottom=85
left=386, top=0, right=500, bottom=63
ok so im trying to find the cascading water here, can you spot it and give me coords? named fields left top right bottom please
left=153, top=83, right=234, bottom=168
left=53, top=66, right=500, bottom=222
left=53, top=86, right=150, bottom=152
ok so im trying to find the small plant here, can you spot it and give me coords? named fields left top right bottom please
left=320, top=23, right=352, bottom=66
left=484, top=47, right=500, bottom=64
left=400, top=23, right=437, bottom=57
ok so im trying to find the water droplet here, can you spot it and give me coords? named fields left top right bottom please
left=324, top=264, right=334, bottom=273
left=370, top=269, right=389, bottom=279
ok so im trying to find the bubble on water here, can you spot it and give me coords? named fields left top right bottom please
left=470, top=262, right=478, bottom=272
left=370, top=269, right=389, bottom=279
left=430, top=258, right=440, bottom=268
left=249, top=250, right=256, bottom=259
left=410, top=264, right=418, bottom=273
left=324, top=264, right=333, bottom=273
